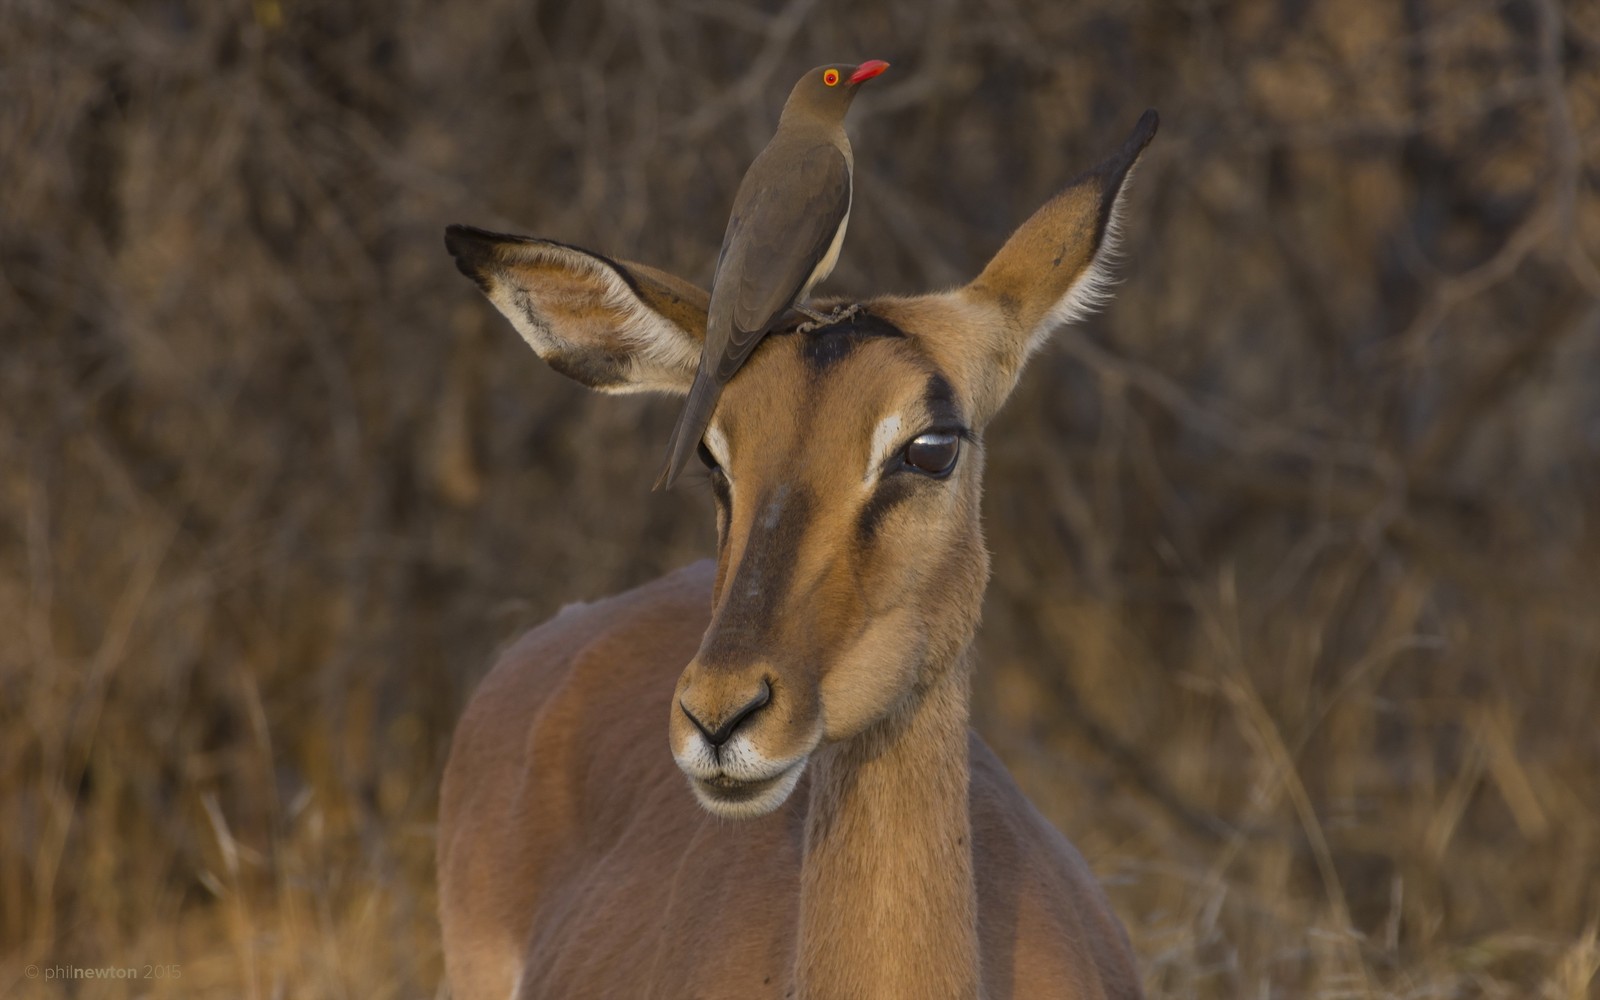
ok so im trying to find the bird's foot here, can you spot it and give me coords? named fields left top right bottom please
left=793, top=305, right=833, bottom=330
left=826, top=302, right=862, bottom=325
left=795, top=302, right=862, bottom=334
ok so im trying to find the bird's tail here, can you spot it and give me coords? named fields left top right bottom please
left=655, top=366, right=721, bottom=490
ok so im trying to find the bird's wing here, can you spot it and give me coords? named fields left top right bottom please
left=713, top=143, right=851, bottom=380
left=659, top=143, right=848, bottom=489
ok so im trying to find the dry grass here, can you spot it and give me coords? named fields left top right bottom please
left=2, top=0, right=1598, bottom=997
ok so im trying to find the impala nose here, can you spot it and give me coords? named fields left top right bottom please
left=680, top=680, right=771, bottom=748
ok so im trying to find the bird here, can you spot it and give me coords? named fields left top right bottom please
left=655, top=59, right=890, bottom=490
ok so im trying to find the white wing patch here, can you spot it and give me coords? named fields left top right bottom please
left=800, top=184, right=852, bottom=302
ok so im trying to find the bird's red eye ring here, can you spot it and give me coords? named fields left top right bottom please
left=823, top=69, right=840, bottom=87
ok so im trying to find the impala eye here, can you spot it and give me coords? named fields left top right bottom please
left=902, top=432, right=961, bottom=477
left=696, top=440, right=721, bottom=473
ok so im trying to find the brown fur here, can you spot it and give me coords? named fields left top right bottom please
left=440, top=563, right=1141, bottom=1000
left=439, top=113, right=1158, bottom=999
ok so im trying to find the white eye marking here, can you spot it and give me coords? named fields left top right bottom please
left=703, top=423, right=735, bottom=504
left=704, top=424, right=730, bottom=468
left=866, top=414, right=903, bottom=484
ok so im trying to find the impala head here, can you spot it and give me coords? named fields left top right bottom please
left=446, top=111, right=1157, bottom=819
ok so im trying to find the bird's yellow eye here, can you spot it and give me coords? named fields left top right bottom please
left=823, top=69, right=840, bottom=87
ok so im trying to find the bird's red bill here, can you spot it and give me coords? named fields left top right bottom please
left=848, top=59, right=890, bottom=84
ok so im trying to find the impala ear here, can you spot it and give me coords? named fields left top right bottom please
left=955, top=110, right=1157, bottom=421
left=445, top=226, right=708, bottom=395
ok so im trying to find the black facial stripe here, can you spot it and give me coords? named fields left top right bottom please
left=923, top=372, right=962, bottom=430
left=710, top=474, right=732, bottom=540
left=701, top=484, right=815, bottom=666
left=857, top=473, right=919, bottom=547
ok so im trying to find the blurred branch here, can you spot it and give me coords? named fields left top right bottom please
left=1056, top=326, right=1407, bottom=501
left=1531, top=0, right=1600, bottom=299
left=678, top=0, right=821, bottom=140
left=1413, top=298, right=1598, bottom=472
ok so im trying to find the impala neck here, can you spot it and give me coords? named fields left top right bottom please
left=795, top=648, right=982, bottom=1000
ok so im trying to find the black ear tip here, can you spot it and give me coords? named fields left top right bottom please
left=1090, top=109, right=1158, bottom=190
left=1127, top=109, right=1159, bottom=155
left=444, top=223, right=490, bottom=259
left=444, top=224, right=499, bottom=288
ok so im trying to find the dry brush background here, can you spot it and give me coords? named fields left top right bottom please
left=3, top=0, right=1600, bottom=997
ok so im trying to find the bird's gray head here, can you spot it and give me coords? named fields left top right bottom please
left=781, top=60, right=890, bottom=122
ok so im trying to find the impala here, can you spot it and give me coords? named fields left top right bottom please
left=438, top=110, right=1158, bottom=1000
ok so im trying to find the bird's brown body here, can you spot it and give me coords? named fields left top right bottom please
left=657, top=60, right=888, bottom=489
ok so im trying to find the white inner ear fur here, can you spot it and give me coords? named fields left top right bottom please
left=490, top=283, right=562, bottom=365
left=596, top=263, right=701, bottom=394
left=1022, top=172, right=1135, bottom=359
left=491, top=244, right=700, bottom=396
left=865, top=413, right=904, bottom=484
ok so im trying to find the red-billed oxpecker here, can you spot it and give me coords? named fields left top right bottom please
left=656, top=59, right=890, bottom=490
